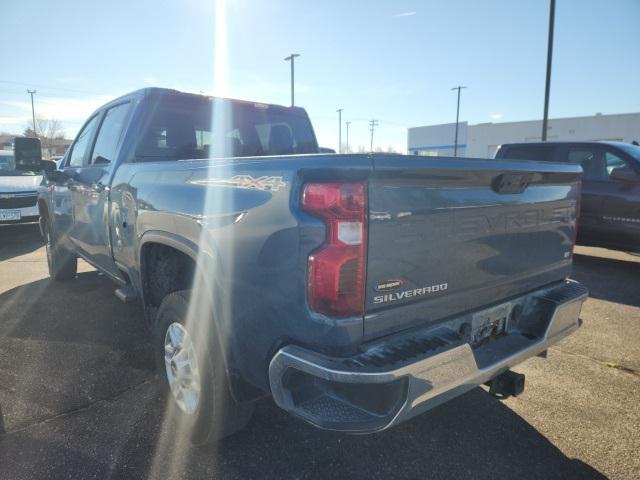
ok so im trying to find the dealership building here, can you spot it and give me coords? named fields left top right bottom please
left=407, top=112, right=640, bottom=159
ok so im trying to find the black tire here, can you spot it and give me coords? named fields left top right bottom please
left=154, top=290, right=254, bottom=445
left=44, top=221, right=77, bottom=281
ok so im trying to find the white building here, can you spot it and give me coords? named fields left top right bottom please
left=408, top=112, right=640, bottom=159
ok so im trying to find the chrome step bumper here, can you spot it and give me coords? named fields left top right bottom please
left=269, top=281, right=588, bottom=433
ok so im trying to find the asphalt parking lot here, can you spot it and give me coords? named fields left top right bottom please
left=0, top=225, right=638, bottom=480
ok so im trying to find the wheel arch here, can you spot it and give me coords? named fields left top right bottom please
left=137, top=232, right=258, bottom=401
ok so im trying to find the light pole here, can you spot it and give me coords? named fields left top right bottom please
left=27, top=89, right=37, bottom=135
left=284, top=53, right=300, bottom=107
left=541, top=0, right=555, bottom=141
left=345, top=121, right=351, bottom=153
left=336, top=108, right=343, bottom=153
left=451, top=85, right=467, bottom=157
left=369, top=119, right=378, bottom=152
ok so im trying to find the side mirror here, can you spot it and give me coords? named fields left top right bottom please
left=609, top=166, right=639, bottom=183
left=44, top=168, right=70, bottom=183
left=13, top=137, right=43, bottom=171
left=41, top=159, right=57, bottom=172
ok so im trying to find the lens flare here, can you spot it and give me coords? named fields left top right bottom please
left=149, top=0, right=237, bottom=472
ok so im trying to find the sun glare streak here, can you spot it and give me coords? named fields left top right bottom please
left=149, top=0, right=235, bottom=473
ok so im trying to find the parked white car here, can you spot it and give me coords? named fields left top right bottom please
left=0, top=150, right=42, bottom=226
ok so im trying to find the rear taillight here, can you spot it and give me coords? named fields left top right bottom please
left=302, top=182, right=367, bottom=317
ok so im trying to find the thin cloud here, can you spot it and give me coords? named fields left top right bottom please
left=393, top=11, right=417, bottom=18
left=0, top=115, right=29, bottom=125
left=490, top=113, right=504, bottom=120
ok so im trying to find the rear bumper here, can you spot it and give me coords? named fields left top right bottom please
left=269, top=280, right=588, bottom=433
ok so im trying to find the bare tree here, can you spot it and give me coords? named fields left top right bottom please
left=24, top=117, right=65, bottom=138
left=23, top=118, right=66, bottom=156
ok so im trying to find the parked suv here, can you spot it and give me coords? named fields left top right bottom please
left=0, top=149, right=42, bottom=226
left=496, top=141, right=640, bottom=253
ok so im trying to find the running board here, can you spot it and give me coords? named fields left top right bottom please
left=115, top=286, right=137, bottom=303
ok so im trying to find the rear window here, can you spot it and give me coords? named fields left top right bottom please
left=136, top=94, right=318, bottom=160
left=499, top=145, right=556, bottom=162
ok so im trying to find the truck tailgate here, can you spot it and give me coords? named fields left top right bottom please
left=365, top=156, right=581, bottom=339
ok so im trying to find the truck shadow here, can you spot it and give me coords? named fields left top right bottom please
left=572, top=252, right=640, bottom=308
left=109, top=386, right=605, bottom=480
left=0, top=225, right=43, bottom=261
left=0, top=244, right=609, bottom=480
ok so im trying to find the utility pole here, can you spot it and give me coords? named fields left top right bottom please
left=336, top=108, right=343, bottom=153
left=369, top=119, right=379, bottom=152
left=27, top=89, right=37, bottom=136
left=451, top=85, right=467, bottom=157
left=284, top=54, right=300, bottom=107
left=345, top=121, right=351, bottom=153
left=541, top=0, right=555, bottom=141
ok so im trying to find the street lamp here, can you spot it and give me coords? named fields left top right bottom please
left=451, top=85, right=467, bottom=157
left=27, top=89, right=37, bottom=135
left=345, top=121, right=351, bottom=153
left=284, top=53, right=300, bottom=107
left=336, top=108, right=343, bottom=153
left=541, top=0, right=555, bottom=141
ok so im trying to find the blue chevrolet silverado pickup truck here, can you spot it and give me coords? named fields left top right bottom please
left=18, top=88, right=587, bottom=444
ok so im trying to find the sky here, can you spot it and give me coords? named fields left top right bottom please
left=0, top=0, right=639, bottom=152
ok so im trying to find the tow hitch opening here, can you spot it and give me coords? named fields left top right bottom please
left=486, top=370, right=525, bottom=399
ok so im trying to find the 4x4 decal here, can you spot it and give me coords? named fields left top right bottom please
left=193, top=175, right=287, bottom=192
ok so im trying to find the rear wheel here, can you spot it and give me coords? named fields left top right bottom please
left=154, top=290, right=254, bottom=445
left=44, top=221, right=77, bottom=281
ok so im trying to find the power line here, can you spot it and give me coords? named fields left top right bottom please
left=0, top=79, right=103, bottom=96
left=369, top=119, right=378, bottom=152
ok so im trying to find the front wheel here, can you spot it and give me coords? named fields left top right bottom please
left=154, top=290, right=254, bottom=445
left=44, top=222, right=77, bottom=281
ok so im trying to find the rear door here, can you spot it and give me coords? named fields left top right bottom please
left=364, top=156, right=581, bottom=339
left=562, top=146, right=602, bottom=242
left=566, top=145, right=640, bottom=249
left=68, top=101, right=132, bottom=279
left=602, top=148, right=640, bottom=248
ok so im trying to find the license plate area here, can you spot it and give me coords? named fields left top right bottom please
left=470, top=303, right=510, bottom=346
left=0, top=209, right=21, bottom=221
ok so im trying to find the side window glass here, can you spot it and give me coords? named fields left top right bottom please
left=568, top=149, right=604, bottom=181
left=605, top=151, right=627, bottom=179
left=91, top=103, right=130, bottom=165
left=255, top=122, right=295, bottom=155
left=68, top=115, right=100, bottom=167
left=502, top=146, right=555, bottom=162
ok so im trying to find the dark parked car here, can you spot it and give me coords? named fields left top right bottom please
left=496, top=141, right=640, bottom=253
